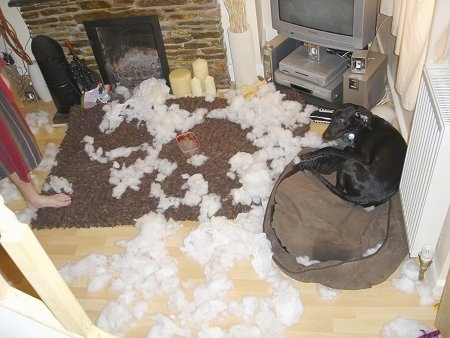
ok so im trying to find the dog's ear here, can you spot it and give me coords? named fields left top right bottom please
left=354, top=108, right=373, bottom=129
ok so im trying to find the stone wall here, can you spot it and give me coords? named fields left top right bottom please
left=8, top=0, right=230, bottom=88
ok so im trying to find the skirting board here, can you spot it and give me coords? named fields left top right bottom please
left=428, top=262, right=446, bottom=300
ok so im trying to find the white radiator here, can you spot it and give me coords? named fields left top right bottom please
left=399, top=63, right=450, bottom=257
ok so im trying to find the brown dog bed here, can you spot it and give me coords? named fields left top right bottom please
left=263, top=151, right=409, bottom=290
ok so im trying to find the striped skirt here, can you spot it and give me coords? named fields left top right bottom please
left=0, top=73, right=42, bottom=183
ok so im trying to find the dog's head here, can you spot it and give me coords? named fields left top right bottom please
left=322, top=103, right=373, bottom=141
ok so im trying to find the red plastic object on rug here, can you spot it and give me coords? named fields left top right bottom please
left=176, top=132, right=200, bottom=156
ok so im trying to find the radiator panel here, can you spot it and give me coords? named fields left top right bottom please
left=399, top=64, right=450, bottom=256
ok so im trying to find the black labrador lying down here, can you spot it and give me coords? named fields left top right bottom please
left=297, top=103, right=407, bottom=207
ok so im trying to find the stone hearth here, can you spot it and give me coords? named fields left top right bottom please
left=8, top=0, right=230, bottom=88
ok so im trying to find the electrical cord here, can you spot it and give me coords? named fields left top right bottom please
left=0, top=7, right=32, bottom=65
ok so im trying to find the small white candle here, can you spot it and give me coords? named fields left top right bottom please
left=204, top=75, right=216, bottom=96
left=192, top=58, right=209, bottom=89
left=169, top=68, right=192, bottom=97
left=190, top=77, right=203, bottom=96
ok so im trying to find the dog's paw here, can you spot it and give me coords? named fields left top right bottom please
left=299, top=153, right=318, bottom=162
left=294, top=162, right=306, bottom=172
left=295, top=159, right=317, bottom=172
left=299, top=153, right=310, bottom=161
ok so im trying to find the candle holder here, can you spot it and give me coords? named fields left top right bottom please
left=418, top=245, right=433, bottom=281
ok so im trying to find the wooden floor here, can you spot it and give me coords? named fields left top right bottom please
left=1, top=99, right=439, bottom=337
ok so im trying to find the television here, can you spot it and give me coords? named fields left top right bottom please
left=271, top=0, right=378, bottom=52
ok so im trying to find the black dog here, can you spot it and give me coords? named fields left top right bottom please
left=296, top=103, right=407, bottom=207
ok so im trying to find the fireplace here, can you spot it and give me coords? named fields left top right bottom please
left=8, top=0, right=230, bottom=88
left=84, top=16, right=170, bottom=89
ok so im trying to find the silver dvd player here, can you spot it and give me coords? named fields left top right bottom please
left=279, top=46, right=348, bottom=86
left=274, top=69, right=343, bottom=102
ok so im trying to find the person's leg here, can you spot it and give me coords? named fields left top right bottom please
left=9, top=172, right=71, bottom=209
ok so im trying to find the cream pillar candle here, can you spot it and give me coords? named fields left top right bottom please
left=169, top=68, right=192, bottom=97
left=190, top=77, right=203, bottom=96
left=192, top=58, right=208, bottom=90
left=204, top=75, right=216, bottom=96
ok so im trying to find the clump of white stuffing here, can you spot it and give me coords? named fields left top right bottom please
left=391, top=259, right=434, bottom=306
left=316, top=284, right=342, bottom=301
left=42, top=175, right=73, bottom=194
left=25, top=109, right=53, bottom=134
left=35, top=142, right=59, bottom=171
left=380, top=316, right=433, bottom=338
left=296, top=255, right=321, bottom=266
left=181, top=173, right=209, bottom=206
left=0, top=178, right=21, bottom=203
left=187, top=154, right=208, bottom=166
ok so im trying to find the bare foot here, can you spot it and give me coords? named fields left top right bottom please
left=28, top=193, right=72, bottom=209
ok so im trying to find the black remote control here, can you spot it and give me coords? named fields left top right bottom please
left=310, top=108, right=334, bottom=123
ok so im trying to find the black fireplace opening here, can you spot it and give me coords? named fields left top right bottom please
left=84, top=15, right=170, bottom=89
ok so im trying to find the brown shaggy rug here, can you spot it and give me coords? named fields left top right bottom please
left=31, top=90, right=308, bottom=229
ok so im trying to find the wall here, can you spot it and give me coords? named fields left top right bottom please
left=434, top=209, right=450, bottom=294
left=374, top=14, right=414, bottom=139
left=0, top=3, right=32, bottom=75
left=6, top=0, right=231, bottom=88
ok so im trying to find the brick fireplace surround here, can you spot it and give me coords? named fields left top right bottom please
left=8, top=0, right=231, bottom=89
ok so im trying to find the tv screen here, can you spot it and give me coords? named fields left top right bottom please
left=272, top=0, right=377, bottom=51
left=279, top=0, right=354, bottom=36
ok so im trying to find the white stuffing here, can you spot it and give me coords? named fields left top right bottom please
left=380, top=316, right=433, bottom=338
left=187, top=154, right=208, bottom=166
left=316, top=284, right=342, bottom=301
left=42, top=175, right=73, bottom=194
left=56, top=82, right=309, bottom=337
left=0, top=178, right=21, bottom=203
left=391, top=259, right=434, bottom=306
left=296, top=255, right=321, bottom=266
left=35, top=142, right=59, bottom=171
left=181, top=173, right=209, bottom=207
left=198, top=193, right=221, bottom=221
left=25, top=109, right=53, bottom=134
left=113, top=84, right=131, bottom=100
left=364, top=243, right=383, bottom=257
left=21, top=79, right=427, bottom=337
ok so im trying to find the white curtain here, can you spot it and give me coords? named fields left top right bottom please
left=380, top=0, right=450, bottom=111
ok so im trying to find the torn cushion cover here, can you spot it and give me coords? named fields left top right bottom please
left=263, top=152, right=408, bottom=290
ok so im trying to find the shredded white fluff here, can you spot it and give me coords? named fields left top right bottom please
left=7, top=80, right=432, bottom=337
left=25, top=109, right=53, bottom=134
left=391, top=259, right=435, bottom=305
left=316, top=284, right=342, bottom=301
left=380, top=316, right=433, bottom=338
left=42, top=175, right=73, bottom=194
left=55, top=82, right=310, bottom=337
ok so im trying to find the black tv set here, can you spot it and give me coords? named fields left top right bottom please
left=271, top=0, right=378, bottom=51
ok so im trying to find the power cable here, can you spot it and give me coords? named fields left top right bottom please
left=0, top=7, right=32, bottom=65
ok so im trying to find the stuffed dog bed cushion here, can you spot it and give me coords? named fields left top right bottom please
left=263, top=157, right=408, bottom=290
